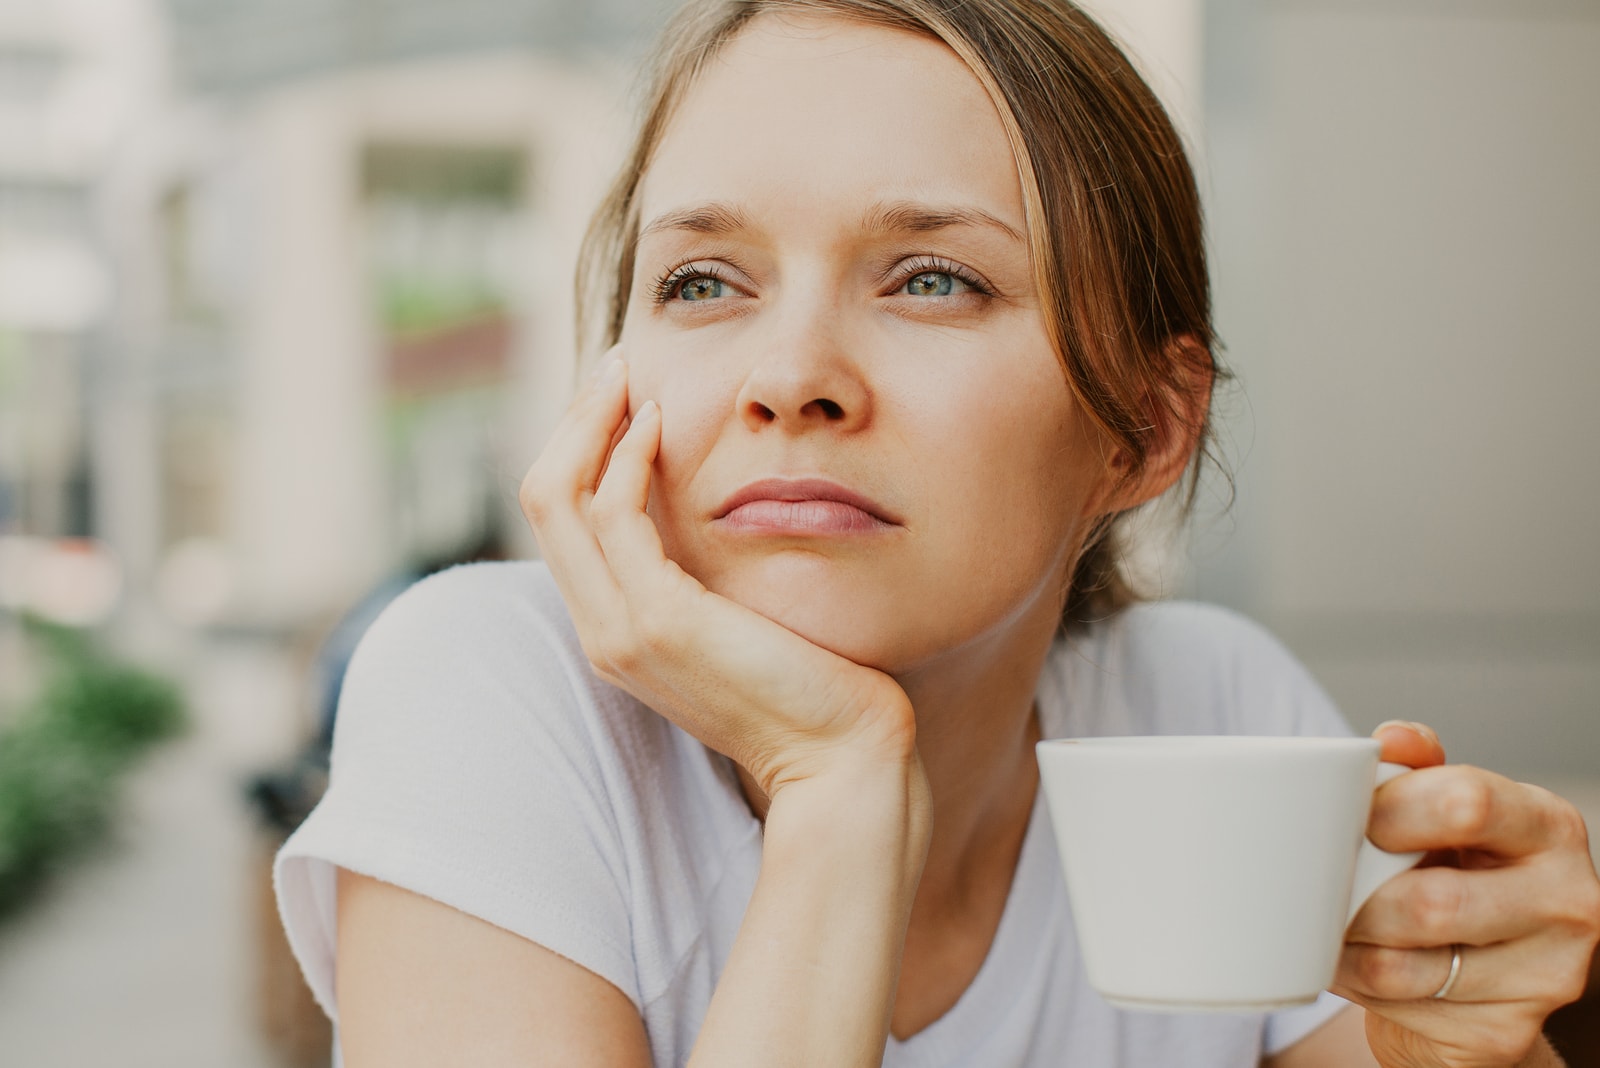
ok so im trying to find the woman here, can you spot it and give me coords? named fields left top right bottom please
left=275, top=1, right=1600, bottom=1065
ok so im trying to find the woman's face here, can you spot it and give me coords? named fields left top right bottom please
left=621, top=13, right=1116, bottom=674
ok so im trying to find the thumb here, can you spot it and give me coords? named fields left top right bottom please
left=1372, top=720, right=1447, bottom=768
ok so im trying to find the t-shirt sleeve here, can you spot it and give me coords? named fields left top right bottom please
left=272, top=564, right=641, bottom=1025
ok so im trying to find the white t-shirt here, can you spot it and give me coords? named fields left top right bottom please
left=275, top=561, right=1355, bottom=1067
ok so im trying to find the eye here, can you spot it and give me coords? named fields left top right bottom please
left=652, top=262, right=737, bottom=304
left=892, top=257, right=992, bottom=300
left=904, top=271, right=960, bottom=297
left=677, top=276, right=725, bottom=301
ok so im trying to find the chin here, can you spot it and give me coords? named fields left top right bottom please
left=698, top=555, right=926, bottom=672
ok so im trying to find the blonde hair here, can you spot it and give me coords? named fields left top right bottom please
left=576, top=0, right=1220, bottom=628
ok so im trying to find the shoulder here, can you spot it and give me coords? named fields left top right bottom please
left=340, top=560, right=616, bottom=725
left=1045, top=601, right=1350, bottom=738
left=330, top=559, right=664, bottom=795
left=279, top=562, right=660, bottom=1023
left=353, top=559, right=581, bottom=672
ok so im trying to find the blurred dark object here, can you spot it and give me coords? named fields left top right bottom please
left=1544, top=950, right=1600, bottom=1066
left=0, top=617, right=187, bottom=921
left=242, top=530, right=504, bottom=1067
left=252, top=832, right=333, bottom=1068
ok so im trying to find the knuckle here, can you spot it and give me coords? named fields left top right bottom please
left=587, top=484, right=617, bottom=527
left=1582, top=878, right=1600, bottom=936
left=518, top=467, right=554, bottom=524
left=1352, top=945, right=1416, bottom=998
left=1404, top=870, right=1467, bottom=940
left=1555, top=878, right=1600, bottom=951
left=1434, top=772, right=1495, bottom=840
left=1549, top=794, right=1593, bottom=851
left=1550, top=954, right=1591, bottom=1007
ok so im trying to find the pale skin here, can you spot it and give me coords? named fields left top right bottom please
left=333, top=13, right=1600, bottom=1067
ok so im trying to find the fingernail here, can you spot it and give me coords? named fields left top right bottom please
left=638, top=399, right=659, bottom=419
left=602, top=356, right=626, bottom=382
left=1375, top=720, right=1438, bottom=744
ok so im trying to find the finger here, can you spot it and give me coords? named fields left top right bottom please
left=1336, top=941, right=1479, bottom=1004
left=1373, top=720, right=1447, bottom=768
left=590, top=399, right=686, bottom=589
left=545, top=353, right=630, bottom=498
left=518, top=354, right=631, bottom=626
left=589, top=397, right=680, bottom=582
left=1335, top=934, right=1584, bottom=1007
left=520, top=354, right=627, bottom=560
left=1347, top=863, right=1555, bottom=948
left=596, top=410, right=632, bottom=486
left=1368, top=765, right=1587, bottom=859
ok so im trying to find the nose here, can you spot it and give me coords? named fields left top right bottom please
left=734, top=311, right=871, bottom=434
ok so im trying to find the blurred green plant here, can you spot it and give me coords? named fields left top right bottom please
left=0, top=617, right=187, bottom=919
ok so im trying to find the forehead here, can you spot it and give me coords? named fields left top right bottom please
left=638, top=13, right=1025, bottom=237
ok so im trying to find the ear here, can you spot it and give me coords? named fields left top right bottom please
left=1097, top=334, right=1214, bottom=515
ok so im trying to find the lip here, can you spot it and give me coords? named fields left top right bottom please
left=714, top=477, right=902, bottom=534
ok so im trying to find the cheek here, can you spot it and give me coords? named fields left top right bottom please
left=627, top=353, right=737, bottom=557
left=934, top=379, right=1103, bottom=559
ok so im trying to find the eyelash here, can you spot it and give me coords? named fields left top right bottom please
left=651, top=261, right=733, bottom=304
left=892, top=255, right=994, bottom=298
left=649, top=255, right=995, bottom=304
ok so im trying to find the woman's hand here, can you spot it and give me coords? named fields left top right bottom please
left=518, top=351, right=918, bottom=800
left=1333, top=721, right=1600, bottom=1067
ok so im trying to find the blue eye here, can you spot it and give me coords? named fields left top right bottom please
left=905, top=271, right=956, bottom=297
left=676, top=276, right=725, bottom=301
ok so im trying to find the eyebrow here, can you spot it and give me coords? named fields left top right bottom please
left=635, top=199, right=1026, bottom=246
left=860, top=201, right=1025, bottom=244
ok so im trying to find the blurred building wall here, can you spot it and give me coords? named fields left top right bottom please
left=1199, top=0, right=1600, bottom=778
left=98, top=35, right=640, bottom=632
left=0, top=0, right=143, bottom=542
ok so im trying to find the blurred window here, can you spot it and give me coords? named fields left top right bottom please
left=361, top=142, right=525, bottom=565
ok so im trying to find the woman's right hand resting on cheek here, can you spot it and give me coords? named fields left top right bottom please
left=517, top=350, right=934, bottom=1066
left=518, top=350, right=925, bottom=804
left=335, top=352, right=934, bottom=1068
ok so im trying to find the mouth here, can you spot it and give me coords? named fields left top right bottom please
left=713, top=477, right=901, bottom=535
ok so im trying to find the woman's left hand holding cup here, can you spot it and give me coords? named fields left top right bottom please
left=1334, top=721, right=1600, bottom=1067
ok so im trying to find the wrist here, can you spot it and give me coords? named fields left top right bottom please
left=762, top=753, right=933, bottom=875
left=748, top=694, right=922, bottom=808
left=1515, top=1035, right=1566, bottom=1068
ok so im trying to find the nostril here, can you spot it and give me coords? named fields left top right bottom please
left=812, top=398, right=844, bottom=420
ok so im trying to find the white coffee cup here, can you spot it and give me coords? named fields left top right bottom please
left=1035, top=735, right=1423, bottom=1012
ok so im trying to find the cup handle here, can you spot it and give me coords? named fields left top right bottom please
left=1346, top=761, right=1428, bottom=925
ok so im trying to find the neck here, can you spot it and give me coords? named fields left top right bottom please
left=895, top=612, right=1051, bottom=915
left=736, top=591, right=1060, bottom=918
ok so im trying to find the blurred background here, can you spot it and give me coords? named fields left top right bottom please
left=0, top=0, right=1592, bottom=1065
